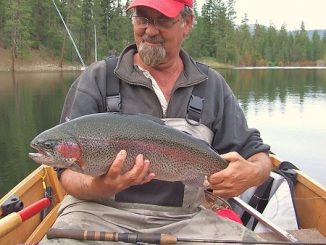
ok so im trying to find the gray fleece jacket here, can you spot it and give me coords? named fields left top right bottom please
left=60, top=44, right=270, bottom=209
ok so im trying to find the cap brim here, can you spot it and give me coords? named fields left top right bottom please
left=126, top=0, right=185, bottom=18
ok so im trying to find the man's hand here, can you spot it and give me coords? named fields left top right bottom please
left=90, top=150, right=155, bottom=195
left=60, top=150, right=155, bottom=201
left=207, top=152, right=272, bottom=199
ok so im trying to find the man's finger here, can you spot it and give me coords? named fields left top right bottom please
left=221, top=152, right=241, bottom=162
left=208, top=170, right=226, bottom=185
left=138, top=159, right=155, bottom=184
left=108, top=150, right=127, bottom=177
left=123, top=154, right=146, bottom=183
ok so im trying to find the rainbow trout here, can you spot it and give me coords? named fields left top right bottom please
left=29, top=113, right=228, bottom=186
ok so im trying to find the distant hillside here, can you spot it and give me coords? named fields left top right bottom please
left=306, top=30, right=326, bottom=38
left=247, top=24, right=326, bottom=38
left=288, top=29, right=326, bottom=39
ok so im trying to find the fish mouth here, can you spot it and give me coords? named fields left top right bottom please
left=28, top=149, right=56, bottom=165
left=29, top=141, right=58, bottom=166
left=29, top=147, right=83, bottom=171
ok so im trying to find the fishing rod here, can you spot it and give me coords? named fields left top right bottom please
left=47, top=228, right=326, bottom=245
left=51, top=0, right=86, bottom=68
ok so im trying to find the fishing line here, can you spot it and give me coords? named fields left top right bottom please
left=250, top=194, right=326, bottom=201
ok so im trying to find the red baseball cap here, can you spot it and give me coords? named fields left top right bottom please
left=126, top=0, right=193, bottom=18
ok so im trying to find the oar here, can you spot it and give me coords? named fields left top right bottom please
left=0, top=197, right=51, bottom=238
left=47, top=228, right=326, bottom=245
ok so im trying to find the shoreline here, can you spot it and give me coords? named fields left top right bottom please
left=1, top=57, right=325, bottom=72
left=0, top=47, right=84, bottom=72
left=0, top=64, right=84, bottom=72
left=1, top=63, right=326, bottom=72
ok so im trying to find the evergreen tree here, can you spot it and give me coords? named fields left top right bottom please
left=0, top=0, right=325, bottom=67
left=2, top=0, right=32, bottom=70
left=322, top=33, right=326, bottom=60
left=184, top=15, right=206, bottom=58
left=30, top=0, right=52, bottom=49
left=292, top=22, right=309, bottom=62
left=201, top=0, right=219, bottom=57
left=224, top=0, right=236, bottom=63
left=277, top=25, right=290, bottom=65
left=252, top=24, right=268, bottom=66
left=265, top=25, right=278, bottom=64
left=81, top=0, right=94, bottom=64
left=311, top=31, right=322, bottom=61
left=0, top=0, right=5, bottom=31
left=235, top=14, right=253, bottom=65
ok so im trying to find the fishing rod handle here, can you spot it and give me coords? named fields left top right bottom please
left=47, top=228, right=118, bottom=241
left=119, top=233, right=177, bottom=244
left=47, top=228, right=177, bottom=244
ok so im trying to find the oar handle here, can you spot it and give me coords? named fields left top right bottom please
left=47, top=228, right=178, bottom=244
left=18, top=198, right=50, bottom=221
left=0, top=198, right=51, bottom=238
left=0, top=212, right=22, bottom=238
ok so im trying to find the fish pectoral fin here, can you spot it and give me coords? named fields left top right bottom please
left=183, top=176, right=206, bottom=187
left=69, top=162, right=84, bottom=172
left=67, top=158, right=85, bottom=172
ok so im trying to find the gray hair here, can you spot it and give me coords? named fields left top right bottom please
left=180, top=5, right=194, bottom=20
left=180, top=5, right=195, bottom=29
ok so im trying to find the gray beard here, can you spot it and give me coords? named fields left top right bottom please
left=138, top=42, right=166, bottom=67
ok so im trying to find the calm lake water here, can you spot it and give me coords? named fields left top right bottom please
left=1, top=68, right=326, bottom=198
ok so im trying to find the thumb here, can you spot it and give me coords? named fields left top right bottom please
left=221, top=152, right=240, bottom=162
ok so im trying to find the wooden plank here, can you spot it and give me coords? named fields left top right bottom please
left=25, top=204, right=60, bottom=244
left=259, top=229, right=326, bottom=242
left=0, top=181, right=44, bottom=244
left=44, top=166, right=66, bottom=203
left=295, top=181, right=326, bottom=236
left=270, top=154, right=326, bottom=236
left=0, top=166, right=65, bottom=244
left=296, top=170, right=326, bottom=199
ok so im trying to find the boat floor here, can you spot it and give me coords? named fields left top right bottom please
left=259, top=228, right=326, bottom=243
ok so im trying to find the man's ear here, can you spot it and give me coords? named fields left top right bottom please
left=183, top=14, right=194, bottom=37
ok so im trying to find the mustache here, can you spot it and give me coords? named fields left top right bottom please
left=141, top=34, right=164, bottom=44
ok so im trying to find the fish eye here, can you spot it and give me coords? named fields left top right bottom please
left=43, top=140, right=55, bottom=149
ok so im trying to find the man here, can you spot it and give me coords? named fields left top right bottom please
left=40, top=0, right=272, bottom=244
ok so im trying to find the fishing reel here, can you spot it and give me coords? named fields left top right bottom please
left=203, top=189, right=231, bottom=211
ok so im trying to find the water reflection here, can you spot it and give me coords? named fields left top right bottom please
left=0, top=71, right=80, bottom=197
left=218, top=69, right=326, bottom=187
left=0, top=69, right=325, bottom=197
left=220, top=69, right=326, bottom=109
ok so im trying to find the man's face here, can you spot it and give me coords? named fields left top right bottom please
left=132, top=7, right=193, bottom=67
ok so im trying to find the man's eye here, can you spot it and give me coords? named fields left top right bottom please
left=157, top=19, right=170, bottom=24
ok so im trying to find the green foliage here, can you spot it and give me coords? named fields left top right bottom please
left=1, top=0, right=33, bottom=56
left=0, top=0, right=325, bottom=66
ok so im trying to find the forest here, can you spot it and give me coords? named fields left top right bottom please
left=1, top=0, right=326, bottom=68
